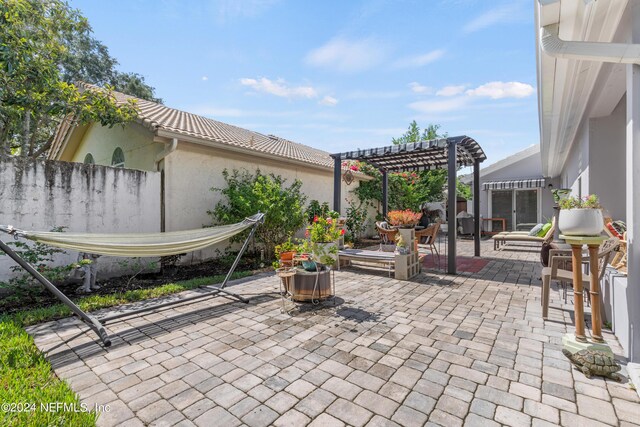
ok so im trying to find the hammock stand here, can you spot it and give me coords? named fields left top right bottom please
left=0, top=213, right=264, bottom=347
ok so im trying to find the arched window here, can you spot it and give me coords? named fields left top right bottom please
left=83, top=153, right=94, bottom=164
left=111, top=147, right=125, bottom=168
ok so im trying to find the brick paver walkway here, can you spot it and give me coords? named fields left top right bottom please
left=27, top=240, right=640, bottom=426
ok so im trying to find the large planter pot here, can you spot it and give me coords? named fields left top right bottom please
left=290, top=268, right=333, bottom=301
left=559, top=208, right=604, bottom=236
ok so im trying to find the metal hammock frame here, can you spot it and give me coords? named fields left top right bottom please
left=0, top=213, right=264, bottom=347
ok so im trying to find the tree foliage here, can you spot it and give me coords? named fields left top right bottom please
left=209, top=169, right=307, bottom=258
left=353, top=122, right=472, bottom=217
left=0, top=0, right=160, bottom=158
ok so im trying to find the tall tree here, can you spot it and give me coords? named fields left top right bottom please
left=0, top=0, right=160, bottom=159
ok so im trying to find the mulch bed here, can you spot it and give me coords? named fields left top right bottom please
left=1, top=253, right=266, bottom=314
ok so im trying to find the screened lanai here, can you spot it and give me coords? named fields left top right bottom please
left=331, top=136, right=487, bottom=274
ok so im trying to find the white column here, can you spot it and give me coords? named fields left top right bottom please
left=626, top=2, right=640, bottom=363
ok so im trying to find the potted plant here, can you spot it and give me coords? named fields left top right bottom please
left=387, top=209, right=422, bottom=228
left=273, top=239, right=299, bottom=269
left=558, top=194, right=604, bottom=236
left=305, top=211, right=344, bottom=266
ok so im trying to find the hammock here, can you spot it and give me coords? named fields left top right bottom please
left=0, top=213, right=265, bottom=347
left=0, top=214, right=262, bottom=257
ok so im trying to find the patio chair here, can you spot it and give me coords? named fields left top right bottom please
left=541, top=238, right=619, bottom=319
left=376, top=221, right=398, bottom=244
left=415, top=222, right=440, bottom=259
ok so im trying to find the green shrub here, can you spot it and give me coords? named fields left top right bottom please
left=305, top=200, right=330, bottom=224
left=0, top=227, right=76, bottom=307
left=210, top=169, right=307, bottom=258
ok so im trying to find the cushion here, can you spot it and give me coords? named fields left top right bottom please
left=537, top=222, right=552, bottom=237
left=528, top=223, right=544, bottom=236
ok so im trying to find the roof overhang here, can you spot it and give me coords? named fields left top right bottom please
left=330, top=136, right=486, bottom=172
left=536, top=0, right=630, bottom=177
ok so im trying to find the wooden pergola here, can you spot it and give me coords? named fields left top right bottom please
left=330, top=136, right=487, bottom=274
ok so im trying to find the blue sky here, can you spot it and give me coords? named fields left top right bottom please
left=70, top=0, right=538, bottom=166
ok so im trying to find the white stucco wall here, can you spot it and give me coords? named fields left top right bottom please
left=162, top=142, right=368, bottom=262
left=70, top=122, right=162, bottom=171
left=472, top=150, right=554, bottom=229
left=561, top=124, right=590, bottom=197
left=589, top=96, right=627, bottom=220
left=0, top=158, right=161, bottom=280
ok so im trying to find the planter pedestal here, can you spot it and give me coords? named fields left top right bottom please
left=394, top=228, right=420, bottom=280
left=559, top=235, right=612, bottom=355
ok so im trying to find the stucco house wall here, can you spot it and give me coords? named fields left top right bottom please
left=48, top=88, right=374, bottom=265
left=70, top=122, right=162, bottom=172
left=589, top=96, right=627, bottom=221
left=536, top=0, right=638, bottom=363
left=462, top=146, right=554, bottom=231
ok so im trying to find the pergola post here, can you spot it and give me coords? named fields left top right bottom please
left=333, top=156, right=342, bottom=213
left=381, top=169, right=388, bottom=219
left=448, top=140, right=457, bottom=274
left=473, top=159, right=481, bottom=257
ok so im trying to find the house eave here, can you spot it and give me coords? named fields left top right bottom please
left=536, top=0, right=629, bottom=177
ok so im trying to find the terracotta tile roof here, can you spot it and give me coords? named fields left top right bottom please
left=74, top=84, right=335, bottom=169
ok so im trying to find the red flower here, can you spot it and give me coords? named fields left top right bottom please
left=340, top=229, right=345, bottom=235
left=313, top=216, right=319, bottom=223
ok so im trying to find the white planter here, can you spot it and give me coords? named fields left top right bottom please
left=311, top=242, right=338, bottom=266
left=559, top=208, right=604, bottom=236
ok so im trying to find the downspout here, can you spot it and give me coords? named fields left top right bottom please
left=541, top=24, right=640, bottom=64
left=155, top=138, right=178, bottom=234
left=155, top=137, right=178, bottom=170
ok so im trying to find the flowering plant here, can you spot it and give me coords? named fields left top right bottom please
left=305, top=210, right=344, bottom=242
left=558, top=194, right=601, bottom=210
left=387, top=209, right=422, bottom=227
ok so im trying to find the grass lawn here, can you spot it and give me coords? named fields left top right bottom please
left=0, top=271, right=253, bottom=427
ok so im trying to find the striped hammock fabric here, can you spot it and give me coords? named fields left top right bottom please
left=0, top=214, right=262, bottom=257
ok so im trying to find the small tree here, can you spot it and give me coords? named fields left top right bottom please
left=209, top=169, right=307, bottom=258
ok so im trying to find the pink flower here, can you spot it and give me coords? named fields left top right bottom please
left=327, top=218, right=332, bottom=224
left=313, top=216, right=319, bottom=223
left=305, top=230, right=309, bottom=237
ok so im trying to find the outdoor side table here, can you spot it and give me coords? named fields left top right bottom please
left=481, top=217, right=506, bottom=236
left=559, top=234, right=612, bottom=355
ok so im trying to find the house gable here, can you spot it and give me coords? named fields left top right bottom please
left=62, top=122, right=161, bottom=172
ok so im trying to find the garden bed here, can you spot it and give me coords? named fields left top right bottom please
left=1, top=252, right=266, bottom=315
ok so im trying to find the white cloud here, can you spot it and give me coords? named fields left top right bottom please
left=201, top=76, right=209, bottom=81
left=319, top=96, right=339, bottom=107
left=305, top=37, right=387, bottom=73
left=239, top=77, right=318, bottom=99
left=408, top=97, right=469, bottom=114
left=408, top=82, right=432, bottom=94
left=465, top=81, right=534, bottom=99
left=394, top=49, right=445, bottom=68
left=463, top=3, right=527, bottom=34
left=436, top=85, right=466, bottom=97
